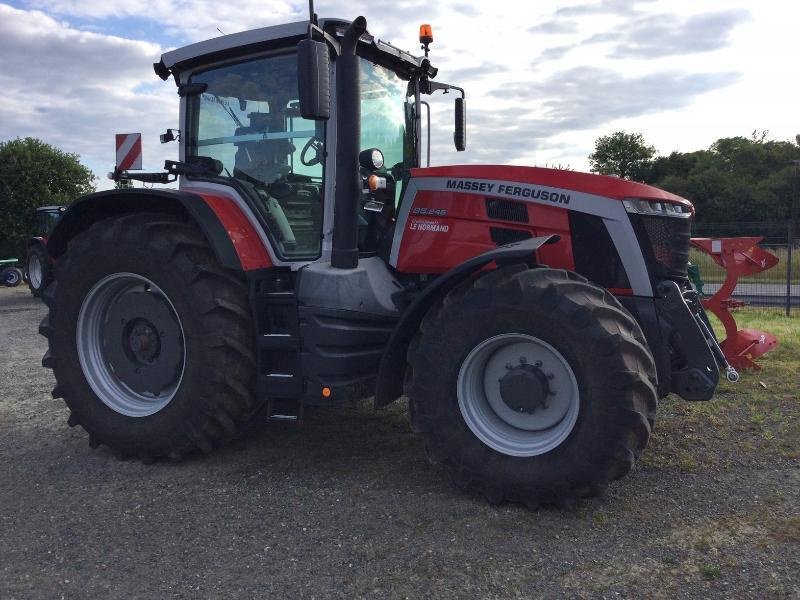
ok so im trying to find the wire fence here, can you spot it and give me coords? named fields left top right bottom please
left=690, top=220, right=798, bottom=314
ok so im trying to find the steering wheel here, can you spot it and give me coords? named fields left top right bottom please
left=300, top=137, right=324, bottom=167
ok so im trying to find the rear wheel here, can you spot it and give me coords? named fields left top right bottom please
left=40, top=213, right=261, bottom=461
left=408, top=267, right=657, bottom=506
left=26, top=244, right=52, bottom=297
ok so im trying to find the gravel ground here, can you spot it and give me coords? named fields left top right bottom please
left=1, top=285, right=798, bottom=598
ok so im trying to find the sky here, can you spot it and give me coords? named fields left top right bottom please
left=1, top=0, right=798, bottom=190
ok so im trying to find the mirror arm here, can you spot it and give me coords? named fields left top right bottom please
left=308, top=23, right=341, bottom=56
left=420, top=100, right=431, bottom=167
left=423, top=80, right=465, bottom=100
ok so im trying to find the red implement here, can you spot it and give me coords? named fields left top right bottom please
left=690, top=237, right=779, bottom=371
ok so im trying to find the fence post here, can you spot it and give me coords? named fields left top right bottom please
left=789, top=160, right=799, bottom=317
left=788, top=222, right=794, bottom=316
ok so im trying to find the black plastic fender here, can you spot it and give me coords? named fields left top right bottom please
left=47, top=189, right=241, bottom=270
left=374, top=235, right=559, bottom=408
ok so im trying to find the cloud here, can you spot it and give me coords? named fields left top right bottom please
left=528, top=20, right=579, bottom=35
left=444, top=63, right=510, bottom=81
left=0, top=4, right=175, bottom=183
left=554, top=0, right=655, bottom=18
left=537, top=44, right=575, bottom=62
left=596, top=9, right=751, bottom=58
left=25, top=0, right=442, bottom=46
left=426, top=65, right=738, bottom=167
left=489, top=67, right=740, bottom=138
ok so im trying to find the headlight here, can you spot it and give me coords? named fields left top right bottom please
left=359, top=148, right=384, bottom=171
left=623, top=198, right=692, bottom=218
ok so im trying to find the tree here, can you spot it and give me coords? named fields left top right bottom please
left=589, top=131, right=656, bottom=180
left=644, top=132, right=800, bottom=226
left=0, top=138, right=95, bottom=259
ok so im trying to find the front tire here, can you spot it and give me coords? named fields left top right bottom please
left=408, top=267, right=657, bottom=506
left=40, top=213, right=262, bottom=461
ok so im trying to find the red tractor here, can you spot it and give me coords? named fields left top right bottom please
left=26, top=205, right=65, bottom=296
left=39, top=13, right=734, bottom=506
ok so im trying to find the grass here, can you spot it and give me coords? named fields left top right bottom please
left=641, top=308, right=800, bottom=471
left=699, top=565, right=722, bottom=580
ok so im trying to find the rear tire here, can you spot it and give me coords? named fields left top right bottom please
left=408, top=267, right=657, bottom=506
left=40, top=213, right=261, bottom=461
left=26, top=244, right=52, bottom=297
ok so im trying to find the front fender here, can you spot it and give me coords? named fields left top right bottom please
left=374, top=235, right=559, bottom=408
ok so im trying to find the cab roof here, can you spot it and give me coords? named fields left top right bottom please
left=157, top=18, right=428, bottom=81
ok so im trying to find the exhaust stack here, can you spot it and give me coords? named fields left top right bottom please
left=330, top=16, right=367, bottom=269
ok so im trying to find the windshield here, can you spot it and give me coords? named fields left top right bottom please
left=187, top=53, right=324, bottom=261
left=360, top=59, right=416, bottom=205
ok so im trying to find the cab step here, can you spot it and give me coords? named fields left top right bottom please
left=266, top=397, right=304, bottom=425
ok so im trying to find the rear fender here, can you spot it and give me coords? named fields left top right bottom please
left=374, top=235, right=558, bottom=408
left=27, top=236, right=47, bottom=250
left=47, top=189, right=254, bottom=270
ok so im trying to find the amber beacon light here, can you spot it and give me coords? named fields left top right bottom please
left=419, top=23, right=433, bottom=56
left=419, top=24, right=433, bottom=44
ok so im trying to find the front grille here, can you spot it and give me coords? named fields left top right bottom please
left=630, top=214, right=691, bottom=281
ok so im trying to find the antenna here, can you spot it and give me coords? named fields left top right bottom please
left=308, top=0, right=317, bottom=27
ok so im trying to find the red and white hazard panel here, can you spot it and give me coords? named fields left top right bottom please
left=115, top=133, right=142, bottom=170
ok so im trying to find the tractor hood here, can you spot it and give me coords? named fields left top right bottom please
left=410, top=165, right=694, bottom=211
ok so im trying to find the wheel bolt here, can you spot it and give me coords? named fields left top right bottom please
left=505, top=363, right=513, bottom=370
left=534, top=360, right=543, bottom=367
left=546, top=373, right=554, bottom=380
left=519, top=356, right=527, bottom=364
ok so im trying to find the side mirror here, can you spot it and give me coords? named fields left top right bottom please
left=454, top=97, right=466, bottom=151
left=297, top=39, right=330, bottom=120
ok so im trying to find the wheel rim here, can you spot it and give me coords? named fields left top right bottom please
left=28, top=254, right=42, bottom=289
left=76, top=273, right=185, bottom=417
left=4, top=269, right=21, bottom=285
left=457, top=333, right=580, bottom=457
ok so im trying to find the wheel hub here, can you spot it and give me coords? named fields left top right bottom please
left=101, top=290, right=182, bottom=396
left=457, top=333, right=580, bottom=457
left=499, top=361, right=552, bottom=414
left=126, top=319, right=161, bottom=363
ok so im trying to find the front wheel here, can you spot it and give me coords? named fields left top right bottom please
left=408, top=267, right=658, bottom=506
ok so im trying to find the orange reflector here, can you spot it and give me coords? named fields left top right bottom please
left=322, top=386, right=332, bottom=398
left=368, top=175, right=387, bottom=192
left=419, top=24, right=433, bottom=44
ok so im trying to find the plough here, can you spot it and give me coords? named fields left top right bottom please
left=690, top=237, right=779, bottom=372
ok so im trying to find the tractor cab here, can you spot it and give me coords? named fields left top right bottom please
left=155, top=18, right=463, bottom=266
left=35, top=206, right=65, bottom=239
